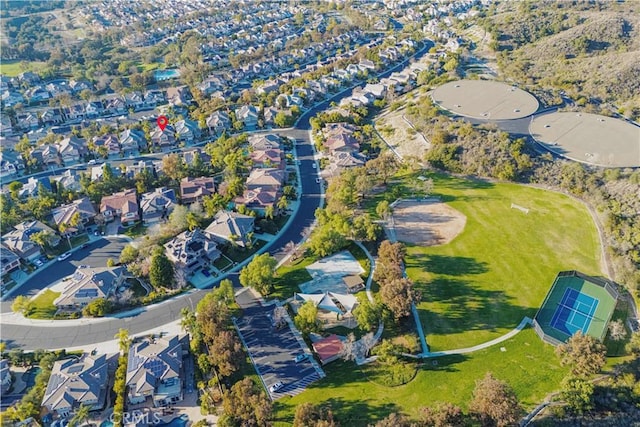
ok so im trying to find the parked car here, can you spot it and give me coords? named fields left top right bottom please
left=294, top=353, right=308, bottom=363
left=57, top=252, right=72, bottom=261
left=80, top=243, right=89, bottom=249
left=312, top=162, right=317, bottom=169
left=269, top=381, right=284, bottom=393
left=34, top=259, right=43, bottom=267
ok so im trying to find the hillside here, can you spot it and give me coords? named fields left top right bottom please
left=484, top=2, right=640, bottom=117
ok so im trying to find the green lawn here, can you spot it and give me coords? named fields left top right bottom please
left=0, top=60, right=47, bottom=77
left=273, top=328, right=569, bottom=425
left=398, top=174, right=602, bottom=351
left=271, top=256, right=315, bottom=300
left=27, top=290, right=60, bottom=319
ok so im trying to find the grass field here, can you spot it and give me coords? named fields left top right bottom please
left=391, top=173, right=603, bottom=351
left=273, top=328, right=570, bottom=425
left=27, top=289, right=60, bottom=319
left=0, top=61, right=47, bottom=77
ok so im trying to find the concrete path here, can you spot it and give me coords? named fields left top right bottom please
left=423, top=317, right=533, bottom=357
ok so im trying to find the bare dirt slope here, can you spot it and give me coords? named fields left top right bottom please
left=388, top=200, right=466, bottom=247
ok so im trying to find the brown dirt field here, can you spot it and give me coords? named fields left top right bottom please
left=388, top=200, right=466, bottom=246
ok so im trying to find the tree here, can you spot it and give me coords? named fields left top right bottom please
left=82, top=298, right=111, bottom=317
left=277, top=195, right=289, bottom=212
left=376, top=200, right=391, bottom=220
left=149, top=249, right=175, bottom=289
left=366, top=151, right=398, bottom=185
left=560, top=375, right=594, bottom=414
left=119, top=245, right=139, bottom=264
left=353, top=298, right=379, bottom=332
left=374, top=240, right=405, bottom=285
left=220, top=378, right=272, bottom=427
left=307, top=224, right=347, bottom=257
left=215, top=279, right=235, bottom=303
left=293, top=402, right=338, bottom=427
left=68, top=404, right=91, bottom=427
left=608, top=319, right=627, bottom=341
left=469, top=372, right=523, bottom=427
left=186, top=211, right=200, bottom=231
left=11, top=295, right=31, bottom=314
left=114, top=328, right=130, bottom=354
left=626, top=331, right=640, bottom=355
left=239, top=253, right=277, bottom=295
left=264, top=205, right=275, bottom=220
left=294, top=301, right=318, bottom=335
left=106, top=258, right=116, bottom=267
left=162, top=153, right=186, bottom=182
left=373, top=413, right=411, bottom=427
left=555, top=331, right=606, bottom=377
left=29, top=230, right=54, bottom=250
left=380, top=277, right=419, bottom=320
left=419, top=402, right=465, bottom=427
left=209, top=330, right=242, bottom=377
left=168, top=205, right=189, bottom=232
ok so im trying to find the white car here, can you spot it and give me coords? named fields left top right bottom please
left=294, top=353, right=308, bottom=363
left=312, top=163, right=317, bottom=169
left=34, top=259, right=43, bottom=267
left=57, top=252, right=72, bottom=261
left=269, top=381, right=284, bottom=393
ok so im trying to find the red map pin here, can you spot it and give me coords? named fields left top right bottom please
left=157, top=115, right=168, bottom=131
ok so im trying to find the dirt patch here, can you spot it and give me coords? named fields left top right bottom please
left=387, top=200, right=466, bottom=246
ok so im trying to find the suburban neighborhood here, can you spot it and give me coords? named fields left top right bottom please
left=1, top=0, right=640, bottom=427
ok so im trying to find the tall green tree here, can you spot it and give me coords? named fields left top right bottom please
left=149, top=248, right=175, bottom=289
left=469, top=372, right=523, bottom=427
left=294, top=301, right=318, bottom=335
left=555, top=331, right=606, bottom=377
left=239, top=253, right=277, bottom=295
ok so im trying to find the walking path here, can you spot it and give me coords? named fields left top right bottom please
left=422, top=317, right=533, bottom=358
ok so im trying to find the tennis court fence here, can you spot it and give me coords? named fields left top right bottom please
left=563, top=270, right=620, bottom=300
left=532, top=318, right=563, bottom=346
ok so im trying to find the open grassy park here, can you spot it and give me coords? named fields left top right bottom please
left=400, top=174, right=603, bottom=351
left=0, top=60, right=47, bottom=77
left=273, top=328, right=570, bottom=425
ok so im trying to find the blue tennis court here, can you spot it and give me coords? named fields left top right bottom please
left=550, top=287, right=599, bottom=336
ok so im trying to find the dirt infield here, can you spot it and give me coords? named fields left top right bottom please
left=388, top=200, right=466, bottom=246
left=530, top=111, right=640, bottom=168
left=431, top=80, right=539, bottom=120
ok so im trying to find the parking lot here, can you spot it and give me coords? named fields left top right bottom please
left=234, top=290, right=324, bottom=400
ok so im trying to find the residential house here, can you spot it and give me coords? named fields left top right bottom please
left=140, top=187, right=176, bottom=225
left=41, top=354, right=109, bottom=417
left=150, top=126, right=176, bottom=151
left=363, top=83, right=387, bottom=99
left=262, top=106, right=279, bottom=127
left=64, top=104, right=86, bottom=122
left=182, top=148, right=210, bottom=168
left=124, top=91, right=145, bottom=111
left=51, top=197, right=97, bottom=235
left=180, top=177, right=215, bottom=204
left=16, top=113, right=39, bottom=131
left=144, top=90, right=166, bottom=107
left=174, top=119, right=200, bottom=144
left=54, top=266, right=126, bottom=310
left=0, top=150, right=25, bottom=179
left=1, top=90, right=25, bottom=108
left=18, top=176, right=53, bottom=198
left=92, top=134, right=121, bottom=157
left=69, top=79, right=93, bottom=94
left=245, top=168, right=285, bottom=191
left=119, top=129, right=147, bottom=155
left=100, top=189, right=139, bottom=225
left=103, top=97, right=127, bottom=116
left=40, top=108, right=65, bottom=126
left=17, top=71, right=41, bottom=86
left=24, top=86, right=50, bottom=103
left=359, top=58, right=376, bottom=71
left=250, top=148, right=284, bottom=169
left=56, top=136, right=87, bottom=165
left=164, top=229, right=221, bottom=274
left=0, top=113, right=14, bottom=136
left=0, top=359, right=11, bottom=395
left=322, top=151, right=366, bottom=177
left=206, top=111, right=231, bottom=135
left=85, top=101, right=104, bottom=119
left=166, top=86, right=193, bottom=106
left=126, top=335, right=188, bottom=407
left=204, top=210, right=255, bottom=248
left=45, top=80, right=72, bottom=98
left=249, top=133, right=281, bottom=150
left=126, top=160, right=159, bottom=180
left=1, top=245, right=21, bottom=275
left=324, top=133, right=360, bottom=154
left=2, top=220, right=59, bottom=261
left=55, top=169, right=83, bottom=192
left=235, top=105, right=259, bottom=129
